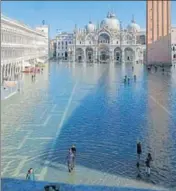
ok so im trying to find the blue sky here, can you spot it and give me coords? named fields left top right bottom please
left=2, top=1, right=176, bottom=38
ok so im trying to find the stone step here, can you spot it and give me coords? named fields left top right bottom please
left=2, top=178, right=167, bottom=191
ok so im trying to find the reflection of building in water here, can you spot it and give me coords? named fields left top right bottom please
left=56, top=12, right=146, bottom=63
left=1, top=14, right=49, bottom=84
left=147, top=76, right=172, bottom=175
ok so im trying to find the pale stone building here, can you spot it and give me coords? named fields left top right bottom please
left=56, top=33, right=74, bottom=60
left=171, top=27, right=176, bottom=64
left=56, top=12, right=146, bottom=63
left=1, top=14, right=49, bottom=83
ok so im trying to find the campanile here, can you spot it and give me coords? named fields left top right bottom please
left=146, top=0, right=171, bottom=45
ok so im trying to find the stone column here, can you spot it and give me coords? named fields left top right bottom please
left=1, top=65, right=3, bottom=85
left=111, top=49, right=114, bottom=62
left=84, top=49, right=86, bottom=62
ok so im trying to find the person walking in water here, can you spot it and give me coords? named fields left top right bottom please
left=137, top=142, right=142, bottom=159
left=145, top=153, right=152, bottom=176
left=67, top=149, right=74, bottom=172
left=71, top=145, right=76, bottom=168
left=134, top=75, right=136, bottom=82
left=26, top=168, right=35, bottom=181
left=128, top=77, right=130, bottom=84
left=136, top=162, right=141, bottom=178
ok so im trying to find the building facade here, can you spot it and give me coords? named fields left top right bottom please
left=146, top=0, right=172, bottom=65
left=56, top=33, right=74, bottom=60
left=49, top=39, right=57, bottom=58
left=171, top=27, right=176, bottom=64
left=1, top=15, right=49, bottom=84
left=56, top=12, right=146, bottom=63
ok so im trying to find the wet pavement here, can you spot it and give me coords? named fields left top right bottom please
left=1, top=61, right=176, bottom=190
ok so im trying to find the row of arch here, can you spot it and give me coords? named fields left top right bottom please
left=80, top=32, right=135, bottom=45
left=75, top=47, right=136, bottom=63
left=1, top=62, right=23, bottom=84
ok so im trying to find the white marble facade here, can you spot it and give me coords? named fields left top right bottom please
left=1, top=14, right=49, bottom=84
left=56, top=12, right=146, bottom=63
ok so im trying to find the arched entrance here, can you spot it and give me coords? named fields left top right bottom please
left=76, top=48, right=84, bottom=63
left=124, top=48, right=135, bottom=63
left=86, top=47, right=93, bottom=62
left=98, top=33, right=110, bottom=44
left=98, top=45, right=110, bottom=63
left=114, top=47, right=122, bottom=63
left=65, top=51, right=68, bottom=60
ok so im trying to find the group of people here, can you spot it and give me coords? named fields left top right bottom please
left=31, top=74, right=36, bottom=81
left=26, top=143, right=154, bottom=184
left=136, top=142, right=153, bottom=178
left=147, top=64, right=172, bottom=75
left=124, top=74, right=137, bottom=84
left=31, top=68, right=44, bottom=82
left=123, top=66, right=137, bottom=84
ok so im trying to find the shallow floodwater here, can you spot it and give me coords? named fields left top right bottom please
left=1, top=61, right=176, bottom=190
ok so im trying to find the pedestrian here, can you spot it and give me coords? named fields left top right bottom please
left=136, top=162, right=141, bottom=178
left=137, top=142, right=142, bottom=159
left=26, top=168, right=35, bottom=181
left=145, top=153, right=152, bottom=176
left=134, top=75, right=136, bottom=81
left=71, top=145, right=76, bottom=168
left=128, top=77, right=130, bottom=84
left=67, top=149, right=74, bottom=173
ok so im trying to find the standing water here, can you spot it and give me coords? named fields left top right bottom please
left=1, top=61, right=176, bottom=190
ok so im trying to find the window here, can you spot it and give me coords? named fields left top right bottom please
left=65, top=41, right=67, bottom=45
left=58, top=42, right=60, bottom=45
left=80, top=41, right=81, bottom=44
left=116, top=41, right=118, bottom=44
left=173, top=47, right=175, bottom=51
left=62, top=53, right=63, bottom=56
left=62, top=41, right=64, bottom=45
left=58, top=53, right=60, bottom=56
left=69, top=41, right=71, bottom=44
left=173, top=54, right=176, bottom=59
left=89, top=41, right=91, bottom=44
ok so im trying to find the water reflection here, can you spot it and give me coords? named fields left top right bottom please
left=1, top=61, right=176, bottom=190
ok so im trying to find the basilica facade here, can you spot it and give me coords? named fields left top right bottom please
left=56, top=12, right=146, bottom=64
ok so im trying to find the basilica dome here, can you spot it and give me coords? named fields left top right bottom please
left=127, top=17, right=140, bottom=32
left=100, top=12, right=120, bottom=31
left=86, top=21, right=96, bottom=33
